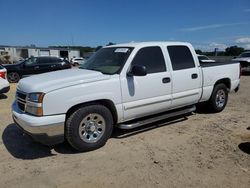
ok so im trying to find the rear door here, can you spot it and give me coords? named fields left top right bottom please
left=38, top=57, right=58, bottom=73
left=166, top=45, right=202, bottom=107
left=121, top=46, right=172, bottom=121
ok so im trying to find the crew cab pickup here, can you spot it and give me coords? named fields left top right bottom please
left=12, top=42, right=241, bottom=151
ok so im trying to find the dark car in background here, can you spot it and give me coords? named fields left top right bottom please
left=3, top=56, right=71, bottom=83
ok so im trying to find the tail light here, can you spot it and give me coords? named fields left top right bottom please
left=0, top=71, right=6, bottom=79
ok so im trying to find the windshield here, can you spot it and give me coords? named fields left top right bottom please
left=198, top=55, right=209, bottom=60
left=79, top=47, right=133, bottom=74
left=239, top=52, right=250, bottom=58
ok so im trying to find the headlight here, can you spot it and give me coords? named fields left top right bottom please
left=26, top=93, right=45, bottom=116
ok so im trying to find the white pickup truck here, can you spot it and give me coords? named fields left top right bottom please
left=12, top=42, right=241, bottom=151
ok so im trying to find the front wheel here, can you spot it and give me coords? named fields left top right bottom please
left=65, top=104, right=113, bottom=152
left=7, top=72, right=20, bottom=83
left=208, top=84, right=228, bottom=112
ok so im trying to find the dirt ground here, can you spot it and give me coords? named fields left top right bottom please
left=0, top=76, right=249, bottom=188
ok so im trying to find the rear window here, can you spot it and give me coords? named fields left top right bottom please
left=0, top=64, right=4, bottom=69
left=167, top=46, right=195, bottom=71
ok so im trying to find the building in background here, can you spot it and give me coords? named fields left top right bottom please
left=0, top=45, right=80, bottom=63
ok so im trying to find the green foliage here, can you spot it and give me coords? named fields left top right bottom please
left=225, top=46, right=244, bottom=56
left=196, top=45, right=245, bottom=56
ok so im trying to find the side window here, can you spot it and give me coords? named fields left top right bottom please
left=167, top=46, right=195, bottom=71
left=38, top=57, right=51, bottom=64
left=131, top=46, right=166, bottom=74
left=25, top=57, right=38, bottom=65
left=39, top=57, right=59, bottom=64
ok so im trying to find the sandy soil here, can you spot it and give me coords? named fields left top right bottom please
left=0, top=77, right=249, bottom=188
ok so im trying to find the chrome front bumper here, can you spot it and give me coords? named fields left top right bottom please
left=12, top=101, right=66, bottom=145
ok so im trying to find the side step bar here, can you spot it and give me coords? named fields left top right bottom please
left=117, top=105, right=196, bottom=130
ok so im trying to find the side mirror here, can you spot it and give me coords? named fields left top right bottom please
left=127, top=64, right=147, bottom=77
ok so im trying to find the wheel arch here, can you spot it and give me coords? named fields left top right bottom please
left=66, top=99, right=118, bottom=124
left=214, top=78, right=231, bottom=91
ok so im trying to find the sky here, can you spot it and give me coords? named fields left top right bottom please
left=0, top=0, right=250, bottom=51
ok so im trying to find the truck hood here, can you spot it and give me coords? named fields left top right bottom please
left=17, top=69, right=111, bottom=93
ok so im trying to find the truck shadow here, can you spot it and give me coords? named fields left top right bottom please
left=2, top=124, right=77, bottom=159
left=238, top=142, right=250, bottom=155
left=0, top=94, right=8, bottom=100
left=238, top=126, right=250, bottom=155
left=194, top=104, right=214, bottom=114
left=2, top=115, right=191, bottom=160
left=242, top=72, right=250, bottom=76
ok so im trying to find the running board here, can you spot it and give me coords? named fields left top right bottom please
left=117, top=105, right=196, bottom=130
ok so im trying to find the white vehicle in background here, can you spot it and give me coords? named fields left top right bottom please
left=0, top=64, right=10, bottom=94
left=12, top=42, right=241, bottom=152
left=71, top=57, right=86, bottom=66
left=197, top=54, right=216, bottom=63
left=232, top=52, right=250, bottom=72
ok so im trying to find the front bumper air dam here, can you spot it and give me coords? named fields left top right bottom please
left=12, top=101, right=65, bottom=145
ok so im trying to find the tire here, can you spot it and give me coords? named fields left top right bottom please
left=65, top=104, right=113, bottom=152
left=7, top=72, right=20, bottom=83
left=208, top=83, right=228, bottom=113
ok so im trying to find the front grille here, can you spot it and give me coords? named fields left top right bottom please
left=16, top=90, right=27, bottom=112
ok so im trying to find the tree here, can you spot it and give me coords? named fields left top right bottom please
left=225, top=46, right=244, bottom=56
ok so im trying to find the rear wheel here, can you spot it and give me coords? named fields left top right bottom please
left=208, top=84, right=228, bottom=112
left=7, top=72, right=20, bottom=83
left=65, top=104, right=113, bottom=151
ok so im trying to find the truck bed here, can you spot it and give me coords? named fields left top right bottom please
left=200, top=61, right=238, bottom=67
left=199, top=61, right=240, bottom=103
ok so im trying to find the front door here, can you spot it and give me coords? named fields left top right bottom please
left=22, top=57, right=41, bottom=76
left=121, top=46, right=172, bottom=121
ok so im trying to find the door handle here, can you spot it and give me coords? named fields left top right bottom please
left=51, top=65, right=56, bottom=68
left=191, top=73, right=198, bottom=79
left=34, top=66, right=39, bottom=69
left=162, top=77, right=171, bottom=83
